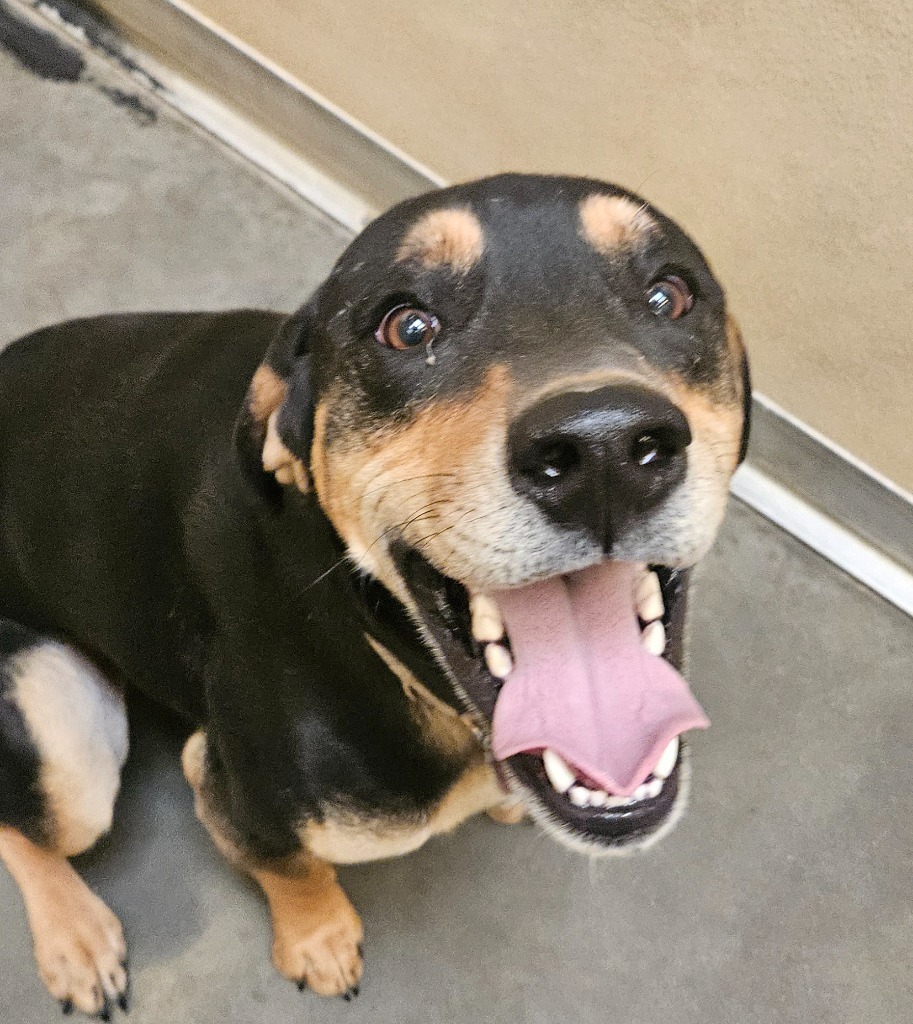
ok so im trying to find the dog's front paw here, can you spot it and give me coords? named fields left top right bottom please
left=31, top=882, right=129, bottom=1018
left=270, top=887, right=364, bottom=999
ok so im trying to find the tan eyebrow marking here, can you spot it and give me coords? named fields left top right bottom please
left=396, top=207, right=484, bottom=275
left=578, top=193, right=657, bottom=253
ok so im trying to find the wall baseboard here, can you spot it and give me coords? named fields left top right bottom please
left=13, top=0, right=913, bottom=616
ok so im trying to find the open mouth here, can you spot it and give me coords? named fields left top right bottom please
left=391, top=543, right=706, bottom=852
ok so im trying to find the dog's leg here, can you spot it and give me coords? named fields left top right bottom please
left=250, top=859, right=364, bottom=998
left=182, top=730, right=364, bottom=998
left=0, top=623, right=130, bottom=1017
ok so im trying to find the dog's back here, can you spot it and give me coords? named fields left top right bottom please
left=0, top=310, right=281, bottom=714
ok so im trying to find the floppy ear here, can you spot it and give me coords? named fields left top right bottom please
left=260, top=296, right=316, bottom=380
left=233, top=297, right=317, bottom=498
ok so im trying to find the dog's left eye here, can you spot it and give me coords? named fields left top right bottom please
left=646, top=276, right=694, bottom=320
left=375, top=305, right=441, bottom=350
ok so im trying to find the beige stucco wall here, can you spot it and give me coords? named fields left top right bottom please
left=185, top=0, right=913, bottom=491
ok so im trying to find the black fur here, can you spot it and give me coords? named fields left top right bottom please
left=0, top=311, right=466, bottom=859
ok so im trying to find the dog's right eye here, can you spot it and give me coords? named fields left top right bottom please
left=375, top=305, right=441, bottom=351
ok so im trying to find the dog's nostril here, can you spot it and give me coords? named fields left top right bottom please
left=630, top=428, right=688, bottom=469
left=528, top=439, right=582, bottom=482
left=631, top=433, right=663, bottom=467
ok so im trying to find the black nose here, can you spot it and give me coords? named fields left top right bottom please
left=508, top=384, right=691, bottom=547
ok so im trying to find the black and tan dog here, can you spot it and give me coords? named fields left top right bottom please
left=0, top=174, right=749, bottom=1016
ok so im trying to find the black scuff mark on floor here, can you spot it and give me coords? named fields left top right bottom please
left=97, top=84, right=157, bottom=125
left=50, top=0, right=114, bottom=33
left=0, top=0, right=84, bottom=81
left=0, top=0, right=160, bottom=125
left=37, top=0, right=164, bottom=91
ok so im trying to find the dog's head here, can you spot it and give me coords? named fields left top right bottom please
left=246, top=173, right=750, bottom=854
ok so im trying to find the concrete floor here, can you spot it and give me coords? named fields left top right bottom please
left=1, top=16, right=912, bottom=1024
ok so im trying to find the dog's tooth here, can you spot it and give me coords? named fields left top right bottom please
left=568, top=785, right=590, bottom=807
left=473, top=615, right=504, bottom=643
left=632, top=778, right=664, bottom=801
left=470, top=594, right=500, bottom=620
left=605, top=794, right=633, bottom=808
left=470, top=593, right=505, bottom=638
left=542, top=748, right=576, bottom=795
left=641, top=620, right=666, bottom=656
left=484, top=643, right=513, bottom=679
left=644, top=777, right=663, bottom=799
left=588, top=789, right=608, bottom=808
left=636, top=571, right=664, bottom=623
left=471, top=595, right=505, bottom=643
left=653, top=737, right=679, bottom=780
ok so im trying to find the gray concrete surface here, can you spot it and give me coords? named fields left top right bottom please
left=1, top=22, right=912, bottom=1024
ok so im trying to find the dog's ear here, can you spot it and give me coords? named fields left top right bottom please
left=234, top=297, right=317, bottom=499
left=260, top=296, right=316, bottom=380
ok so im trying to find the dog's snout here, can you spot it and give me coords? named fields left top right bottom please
left=508, top=384, right=691, bottom=547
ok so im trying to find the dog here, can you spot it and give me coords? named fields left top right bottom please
left=0, top=173, right=750, bottom=1016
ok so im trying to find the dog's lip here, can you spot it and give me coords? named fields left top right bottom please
left=507, top=749, right=682, bottom=844
left=390, top=541, right=690, bottom=847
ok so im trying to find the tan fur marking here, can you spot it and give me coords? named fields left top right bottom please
left=579, top=193, right=657, bottom=253
left=726, top=314, right=745, bottom=364
left=668, top=379, right=744, bottom=474
left=305, top=815, right=432, bottom=864
left=638, top=375, right=744, bottom=562
left=311, top=365, right=542, bottom=593
left=430, top=760, right=506, bottom=832
left=486, top=798, right=528, bottom=824
left=263, top=410, right=310, bottom=492
left=249, top=364, right=288, bottom=424
left=11, top=644, right=128, bottom=858
left=305, top=760, right=503, bottom=865
left=252, top=860, right=364, bottom=996
left=397, top=207, right=484, bottom=275
left=181, top=731, right=252, bottom=870
left=308, top=400, right=331, bottom=511
left=0, top=827, right=127, bottom=1014
left=725, top=313, right=748, bottom=402
left=181, top=729, right=207, bottom=791
left=366, top=636, right=479, bottom=758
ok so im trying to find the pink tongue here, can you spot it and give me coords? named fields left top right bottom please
left=490, top=562, right=709, bottom=797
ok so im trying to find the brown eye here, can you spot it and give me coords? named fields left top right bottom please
left=646, top=276, right=694, bottom=319
left=375, top=305, right=441, bottom=350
